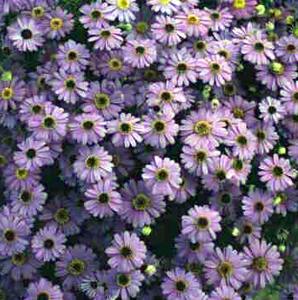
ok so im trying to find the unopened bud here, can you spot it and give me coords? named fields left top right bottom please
left=255, top=4, right=265, bottom=15
left=145, top=265, right=157, bottom=276
left=142, top=226, right=151, bottom=236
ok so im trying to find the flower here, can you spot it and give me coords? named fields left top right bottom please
left=280, top=80, right=298, bottom=113
left=142, top=155, right=182, bottom=197
left=181, top=205, right=222, bottom=242
left=204, top=246, right=249, bottom=289
left=104, top=0, right=139, bottom=22
left=204, top=7, right=234, bottom=32
left=210, top=285, right=241, bottom=300
left=243, top=239, right=283, bottom=289
left=19, top=95, right=48, bottom=122
left=229, top=0, right=257, bottom=19
left=119, top=179, right=166, bottom=227
left=79, top=2, right=109, bottom=29
left=161, top=268, right=201, bottom=300
left=105, top=231, right=147, bottom=272
left=24, top=278, right=63, bottom=300
left=197, top=54, right=232, bottom=86
left=234, top=217, right=261, bottom=244
left=275, top=35, right=298, bottom=63
left=259, top=97, right=286, bottom=124
left=107, top=113, right=144, bottom=148
left=73, top=146, right=113, bottom=183
left=69, top=113, right=106, bottom=145
left=123, top=39, right=157, bottom=68
left=259, top=154, right=295, bottom=192
left=147, top=0, right=181, bottom=15
left=8, top=17, right=44, bottom=52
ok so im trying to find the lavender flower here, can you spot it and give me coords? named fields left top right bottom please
left=79, top=2, right=109, bottom=29
left=147, top=0, right=181, bottom=15
left=104, top=0, right=139, bottom=22
left=210, top=285, right=241, bottom=300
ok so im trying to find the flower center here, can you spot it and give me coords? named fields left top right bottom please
left=42, top=116, right=56, bottom=129
left=50, top=18, right=64, bottom=30
left=292, top=114, right=298, bottom=122
left=243, top=224, right=253, bottom=234
left=117, top=274, right=131, bottom=287
left=11, top=252, right=25, bottom=265
left=3, top=229, right=16, bottom=242
left=194, top=40, right=206, bottom=51
left=54, top=208, right=70, bottom=224
left=43, top=239, right=54, bottom=249
left=108, top=58, right=123, bottom=71
left=218, top=50, right=229, bottom=60
left=132, top=193, right=151, bottom=211
left=98, top=193, right=109, bottom=203
left=165, top=23, right=175, bottom=33
left=188, top=241, right=201, bottom=251
left=232, top=159, right=243, bottom=171
left=67, top=50, right=78, bottom=61
left=195, top=150, right=207, bottom=162
left=224, top=83, right=236, bottom=96
left=286, top=44, right=296, bottom=53
left=152, top=120, right=166, bottom=134
left=90, top=281, right=98, bottom=289
left=94, top=93, right=110, bottom=109
left=15, top=168, right=28, bottom=180
left=270, top=62, right=284, bottom=75
left=117, top=0, right=130, bottom=10
left=68, top=258, right=86, bottom=276
left=187, top=14, right=199, bottom=24
left=19, top=190, right=32, bottom=203
left=1, top=87, right=14, bottom=100
left=26, top=148, right=36, bottom=159
left=65, top=78, right=76, bottom=90
left=254, top=42, right=265, bottom=52
left=176, top=63, right=187, bottom=73
left=119, top=122, right=132, bottom=134
left=218, top=261, right=233, bottom=278
left=237, top=135, right=248, bottom=146
left=196, top=216, right=209, bottom=229
left=85, top=155, right=100, bottom=169
left=82, top=120, right=94, bottom=130
left=37, top=292, right=50, bottom=300
left=256, top=130, right=266, bottom=141
left=233, top=0, right=246, bottom=9
left=273, top=165, right=283, bottom=177
left=90, top=9, right=102, bottom=20
left=120, top=246, right=133, bottom=258
left=175, top=280, right=188, bottom=292
left=216, top=170, right=226, bottom=181
left=292, top=91, right=298, bottom=103
left=233, top=107, right=244, bottom=119
left=135, top=46, right=145, bottom=55
left=268, top=105, right=276, bottom=114
left=135, top=21, right=149, bottom=34
left=32, top=6, right=45, bottom=18
left=254, top=201, right=264, bottom=212
left=221, top=193, right=232, bottom=203
left=156, top=168, right=169, bottom=182
left=159, top=91, right=172, bottom=103
left=211, top=12, right=220, bottom=20
left=211, top=62, right=221, bottom=73
left=252, top=256, right=267, bottom=271
left=100, top=30, right=111, bottom=39
left=194, top=121, right=212, bottom=135
left=158, top=0, right=171, bottom=5
left=31, top=104, right=42, bottom=114
left=21, top=29, right=33, bottom=40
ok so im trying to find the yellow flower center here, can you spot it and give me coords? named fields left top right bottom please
left=233, top=0, right=246, bottom=9
left=32, top=6, right=45, bottom=19
left=187, top=14, right=199, bottom=24
left=108, top=58, right=123, bottom=71
left=158, top=0, right=171, bottom=5
left=50, top=18, right=64, bottom=30
left=117, top=0, right=130, bottom=10
left=270, top=62, right=284, bottom=75
left=15, top=168, right=28, bottom=180
left=1, top=87, right=14, bottom=100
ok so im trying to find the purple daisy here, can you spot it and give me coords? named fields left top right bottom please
left=273, top=188, right=298, bottom=216
left=181, top=205, right=222, bottom=242
left=28, top=103, right=69, bottom=142
left=161, top=267, right=201, bottom=300
left=69, top=113, right=106, bottom=145
left=13, top=137, right=53, bottom=171
left=56, top=40, right=90, bottom=72
left=197, top=54, right=232, bottom=86
left=142, top=155, right=182, bottom=197
left=56, top=244, right=98, bottom=290
left=229, top=0, right=257, bottom=19
left=119, top=179, right=166, bottom=228
left=234, top=217, right=262, bottom=244
left=210, top=285, right=241, bottom=300
left=43, top=7, right=74, bottom=39
left=25, top=278, right=63, bottom=300
left=141, top=110, right=179, bottom=149
left=84, top=178, right=122, bottom=218
left=174, top=172, right=196, bottom=203
left=88, top=25, right=123, bottom=51
left=204, top=7, right=234, bottom=32
left=275, top=35, right=298, bottom=63
left=0, top=76, right=25, bottom=111
left=19, top=95, right=49, bottom=122
left=79, top=2, right=109, bottom=29
left=204, top=246, right=249, bottom=289
left=73, top=146, right=113, bottom=183
left=280, top=80, right=298, bottom=113
left=123, top=39, right=157, bottom=68
left=10, top=184, right=47, bottom=218
left=0, top=206, right=30, bottom=256
left=107, top=113, right=143, bottom=148
left=7, top=17, right=44, bottom=52
left=105, top=231, right=147, bottom=272
left=32, top=225, right=66, bottom=262
left=50, top=69, right=89, bottom=104
left=241, top=31, right=275, bottom=65
left=180, top=108, right=227, bottom=149
left=259, top=97, right=286, bottom=124
left=147, top=0, right=181, bottom=15
left=259, top=154, right=295, bottom=192
left=243, top=239, right=283, bottom=289
left=104, top=0, right=139, bottom=22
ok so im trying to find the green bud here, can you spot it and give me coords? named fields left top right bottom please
left=255, top=4, right=266, bottom=15
left=204, top=85, right=212, bottom=92
left=145, top=265, right=157, bottom=276
left=249, top=86, right=257, bottom=93
left=1, top=71, right=12, bottom=81
left=202, top=90, right=210, bottom=99
left=236, top=64, right=244, bottom=71
left=265, top=21, right=275, bottom=31
left=278, top=147, right=286, bottom=155
left=279, top=245, right=286, bottom=252
left=117, top=23, right=132, bottom=32
left=232, top=227, right=239, bottom=237
left=274, top=196, right=282, bottom=206
left=142, top=226, right=151, bottom=236
left=286, top=16, right=294, bottom=25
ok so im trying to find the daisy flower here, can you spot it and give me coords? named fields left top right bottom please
left=243, top=239, right=283, bottom=289
left=25, top=278, right=63, bottom=300
left=181, top=205, right=222, bottom=242
left=273, top=188, right=298, bottom=216
left=79, top=2, right=109, bottom=29
left=233, top=217, right=261, bottom=244
left=56, top=40, right=90, bottom=72
left=229, top=0, right=257, bottom=19
left=142, top=156, right=182, bottom=197
left=107, top=113, right=143, bottom=148
left=229, top=156, right=253, bottom=185
left=146, top=0, right=181, bottom=15
left=210, top=285, right=241, bottom=300
left=259, top=154, right=295, bottom=192
left=104, top=0, right=139, bottom=22
left=280, top=80, right=298, bottom=113
left=88, top=25, right=123, bottom=51
left=32, top=225, right=66, bottom=262
left=204, top=7, right=234, bottom=32
left=259, top=97, right=286, bottom=124
left=197, top=54, right=232, bottom=86
left=123, top=39, right=157, bottom=68
left=275, top=35, right=298, bottom=63
left=43, top=7, right=74, bottom=39
left=161, top=268, right=201, bottom=300
left=19, top=95, right=48, bottom=122
left=7, top=17, right=44, bottom=52
left=73, top=146, right=113, bottom=183
left=69, top=113, right=106, bottom=145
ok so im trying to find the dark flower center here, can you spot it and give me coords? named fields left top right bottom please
left=292, top=91, right=298, bottom=102
left=82, top=120, right=94, bottom=130
left=11, top=252, right=25, bottom=265
left=218, top=50, right=229, bottom=59
left=100, top=30, right=111, bottom=38
left=26, top=148, right=36, bottom=159
left=216, top=170, right=226, bottom=181
left=43, top=239, right=54, bottom=249
left=85, top=155, right=100, bottom=169
left=254, top=42, right=265, bottom=52
left=218, top=261, right=233, bottom=278
left=160, top=91, right=172, bottom=102
left=175, top=280, right=187, bottom=291
left=117, top=274, right=131, bottom=287
left=91, top=9, right=102, bottom=20
left=3, top=46, right=11, bottom=55
left=132, top=193, right=151, bottom=211
left=32, top=104, right=42, bottom=114
left=292, top=114, right=298, bottom=122
left=157, top=168, right=169, bottom=181
left=68, top=258, right=86, bottom=276
left=135, top=46, right=145, bottom=55
left=37, top=292, right=50, bottom=300
left=67, top=51, right=78, bottom=61
left=254, top=201, right=264, bottom=212
left=273, top=166, right=283, bottom=177
left=54, top=208, right=70, bottom=224
left=153, top=105, right=160, bottom=112
left=256, top=130, right=266, bottom=141
left=188, top=241, right=201, bottom=251
left=287, top=44, right=296, bottom=53
left=20, top=191, right=32, bottom=203
left=109, top=58, right=122, bottom=70
left=221, top=193, right=232, bottom=203
left=194, top=40, right=206, bottom=51
left=196, top=150, right=207, bottom=162
left=194, top=121, right=212, bottom=135
left=211, top=12, right=220, bottom=20
left=32, top=6, right=45, bottom=18
left=119, top=122, right=132, bottom=134
left=153, top=120, right=166, bottom=133
left=233, top=107, right=244, bottom=119
left=165, top=23, right=175, bottom=33
left=16, top=168, right=28, bottom=179
left=136, top=21, right=149, bottom=34
left=237, top=135, right=248, bottom=146
left=98, top=193, right=109, bottom=203
left=243, top=224, right=253, bottom=234
left=120, top=246, right=132, bottom=258
left=94, top=93, right=110, bottom=109
left=252, top=256, right=267, bottom=271
left=224, top=83, right=236, bottom=96
left=268, top=106, right=276, bottom=114
left=197, top=216, right=209, bottom=229
left=43, top=116, right=56, bottom=129
left=211, top=63, right=221, bottom=73
left=66, top=79, right=76, bottom=89
left=4, top=229, right=16, bottom=242
left=176, top=63, right=187, bottom=73
left=21, top=29, right=33, bottom=40
left=90, top=281, right=98, bottom=289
